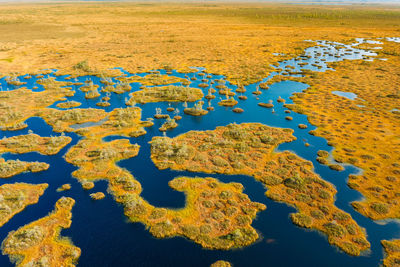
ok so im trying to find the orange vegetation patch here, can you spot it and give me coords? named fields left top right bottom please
left=74, top=107, right=153, bottom=139
left=56, top=101, right=81, bottom=109
left=381, top=239, right=400, bottom=267
left=150, top=123, right=370, bottom=255
left=90, top=192, right=105, bottom=200
left=127, top=85, right=203, bottom=104
left=65, top=138, right=140, bottom=184
left=125, top=176, right=266, bottom=250
left=210, top=260, right=232, bottom=267
left=0, top=133, right=71, bottom=155
left=0, top=81, right=73, bottom=130
left=0, top=183, right=48, bottom=228
left=0, top=158, right=49, bottom=179
left=1, top=197, right=81, bottom=267
left=283, top=40, right=400, bottom=220
left=118, top=74, right=189, bottom=86
left=64, top=122, right=265, bottom=249
left=3, top=3, right=399, bottom=84
left=0, top=134, right=70, bottom=178
left=37, top=108, right=108, bottom=133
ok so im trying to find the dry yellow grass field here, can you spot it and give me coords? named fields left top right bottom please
left=0, top=2, right=399, bottom=84
left=280, top=40, right=400, bottom=221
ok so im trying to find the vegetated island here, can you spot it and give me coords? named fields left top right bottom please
left=0, top=159, right=49, bottom=179
left=0, top=78, right=74, bottom=130
left=62, top=106, right=151, bottom=191
left=0, top=133, right=71, bottom=155
left=56, top=101, right=81, bottom=109
left=150, top=122, right=370, bottom=256
left=64, top=123, right=265, bottom=249
left=0, top=133, right=72, bottom=178
left=210, top=260, right=232, bottom=267
left=1, top=197, right=81, bottom=267
left=38, top=108, right=108, bottom=133
left=126, top=176, right=266, bottom=250
left=0, top=183, right=48, bottom=228
left=381, top=239, right=400, bottom=267
left=126, top=85, right=203, bottom=104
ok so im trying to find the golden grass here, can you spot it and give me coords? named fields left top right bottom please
left=150, top=123, right=370, bottom=255
left=90, top=192, right=105, bottom=200
left=0, top=133, right=70, bottom=178
left=64, top=125, right=265, bottom=249
left=1, top=197, right=81, bottom=267
left=0, top=3, right=399, bottom=84
left=0, top=158, right=49, bottom=178
left=56, top=100, right=81, bottom=109
left=0, top=133, right=71, bottom=155
left=0, top=80, right=74, bottom=130
left=73, top=107, right=152, bottom=139
left=127, top=85, right=203, bottom=104
left=0, top=183, right=48, bottom=228
left=38, top=108, right=108, bottom=133
left=57, top=184, right=71, bottom=192
left=65, top=138, right=140, bottom=184
left=382, top=239, right=400, bottom=267
left=210, top=260, right=232, bottom=267
left=126, top=176, right=266, bottom=250
left=282, top=40, right=400, bottom=220
left=118, top=74, right=189, bottom=86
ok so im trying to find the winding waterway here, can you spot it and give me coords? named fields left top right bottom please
left=0, top=38, right=399, bottom=267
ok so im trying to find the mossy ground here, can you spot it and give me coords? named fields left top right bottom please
left=280, top=40, right=400, bottom=221
left=1, top=197, right=81, bottom=267
left=0, top=183, right=48, bottom=228
left=382, top=239, right=400, bottom=267
left=150, top=123, right=370, bottom=255
left=0, top=134, right=71, bottom=178
left=0, top=79, right=74, bottom=130
left=127, top=85, right=203, bottom=104
left=118, top=74, right=189, bottom=86
left=64, top=124, right=265, bottom=249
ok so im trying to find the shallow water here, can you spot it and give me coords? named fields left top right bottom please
left=0, top=39, right=399, bottom=267
left=331, top=90, right=358, bottom=100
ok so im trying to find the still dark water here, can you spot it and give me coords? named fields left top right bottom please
left=0, top=39, right=398, bottom=267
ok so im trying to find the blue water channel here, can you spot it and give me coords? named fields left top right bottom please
left=0, top=39, right=398, bottom=267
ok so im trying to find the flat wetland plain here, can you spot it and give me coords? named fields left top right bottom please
left=0, top=2, right=400, bottom=267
